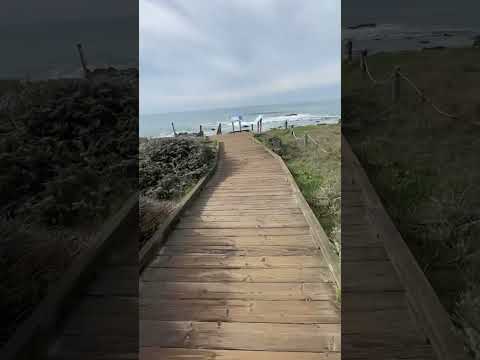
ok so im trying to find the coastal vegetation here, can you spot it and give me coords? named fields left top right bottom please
left=139, top=137, right=216, bottom=246
left=343, top=47, right=480, bottom=358
left=256, top=124, right=341, bottom=256
left=0, top=70, right=138, bottom=345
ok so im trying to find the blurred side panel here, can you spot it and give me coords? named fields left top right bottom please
left=342, top=0, right=477, bottom=359
left=0, top=1, right=139, bottom=359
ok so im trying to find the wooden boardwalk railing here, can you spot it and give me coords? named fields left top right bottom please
left=342, top=135, right=467, bottom=360
left=140, top=132, right=340, bottom=359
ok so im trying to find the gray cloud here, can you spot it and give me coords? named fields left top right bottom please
left=140, top=0, right=340, bottom=114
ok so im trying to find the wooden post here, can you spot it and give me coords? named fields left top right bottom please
left=216, top=123, right=222, bottom=135
left=171, top=122, right=177, bottom=137
left=260, top=118, right=263, bottom=133
left=346, top=40, right=353, bottom=62
left=393, top=66, right=401, bottom=102
left=239, top=119, right=242, bottom=132
left=76, top=43, right=90, bottom=78
left=360, top=49, right=367, bottom=76
left=232, top=121, right=235, bottom=133
left=199, top=125, right=204, bottom=136
left=251, top=124, right=254, bottom=132
left=285, top=120, right=288, bottom=129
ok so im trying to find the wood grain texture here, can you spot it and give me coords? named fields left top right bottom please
left=140, top=321, right=340, bottom=352
left=140, top=133, right=339, bottom=357
left=141, top=348, right=340, bottom=360
left=140, top=281, right=336, bottom=301
left=341, top=135, right=463, bottom=359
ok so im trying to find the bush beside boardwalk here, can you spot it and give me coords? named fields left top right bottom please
left=256, top=124, right=341, bottom=256
left=0, top=70, right=138, bottom=345
left=139, top=137, right=215, bottom=246
left=343, top=47, right=480, bottom=358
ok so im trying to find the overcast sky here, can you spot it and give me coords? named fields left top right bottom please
left=140, top=0, right=340, bottom=114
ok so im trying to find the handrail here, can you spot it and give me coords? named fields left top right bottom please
left=343, top=135, right=467, bottom=360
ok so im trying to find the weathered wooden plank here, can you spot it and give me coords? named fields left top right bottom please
left=180, top=214, right=306, bottom=222
left=139, top=281, right=336, bottom=301
left=194, top=201, right=299, bottom=207
left=150, top=255, right=324, bottom=269
left=342, top=261, right=403, bottom=292
left=176, top=220, right=308, bottom=229
left=341, top=292, right=407, bottom=311
left=202, top=191, right=294, bottom=197
left=140, top=348, right=340, bottom=360
left=61, top=296, right=138, bottom=330
left=49, top=334, right=137, bottom=356
left=172, top=228, right=311, bottom=237
left=140, top=299, right=339, bottom=323
left=342, top=309, right=425, bottom=338
left=166, top=234, right=315, bottom=248
left=141, top=267, right=332, bottom=283
left=140, top=321, right=340, bottom=352
left=85, top=266, right=138, bottom=296
left=342, top=231, right=382, bottom=247
left=341, top=339, right=436, bottom=360
left=204, top=186, right=292, bottom=192
left=342, top=246, right=388, bottom=262
left=184, top=208, right=303, bottom=216
left=190, top=204, right=301, bottom=211
left=160, top=245, right=321, bottom=256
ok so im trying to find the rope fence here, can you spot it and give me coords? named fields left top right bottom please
left=356, top=48, right=459, bottom=119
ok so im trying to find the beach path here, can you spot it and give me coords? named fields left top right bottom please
left=140, top=132, right=340, bottom=359
left=342, top=137, right=445, bottom=360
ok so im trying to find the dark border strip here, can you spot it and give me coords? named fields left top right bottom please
left=252, top=135, right=341, bottom=288
left=1, top=192, right=138, bottom=360
left=343, top=135, right=467, bottom=360
left=139, top=140, right=222, bottom=272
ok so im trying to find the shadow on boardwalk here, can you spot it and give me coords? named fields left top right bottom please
left=139, top=133, right=340, bottom=359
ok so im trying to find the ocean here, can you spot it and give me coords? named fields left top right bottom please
left=343, top=23, right=480, bottom=55
left=140, top=100, right=341, bottom=138
left=342, top=0, right=480, bottom=55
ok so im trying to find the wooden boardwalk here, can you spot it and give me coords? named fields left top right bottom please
left=140, top=133, right=340, bottom=359
left=342, top=167, right=437, bottom=359
left=47, top=201, right=138, bottom=359
left=342, top=136, right=464, bottom=360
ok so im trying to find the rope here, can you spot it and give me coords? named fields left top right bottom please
left=307, top=134, right=319, bottom=145
left=364, top=59, right=395, bottom=85
left=306, top=134, right=329, bottom=154
left=361, top=55, right=459, bottom=119
left=398, top=71, right=458, bottom=119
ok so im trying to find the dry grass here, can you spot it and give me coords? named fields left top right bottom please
left=0, top=218, right=93, bottom=343
left=139, top=196, right=176, bottom=247
left=138, top=137, right=216, bottom=247
left=256, top=124, right=341, bottom=256
left=343, top=47, right=480, bottom=358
